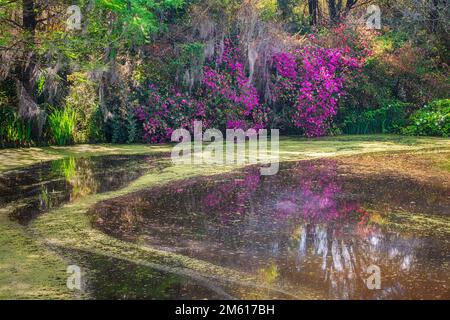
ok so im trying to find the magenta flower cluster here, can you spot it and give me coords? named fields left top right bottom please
left=136, top=35, right=361, bottom=143
left=272, top=46, right=361, bottom=136
left=136, top=40, right=268, bottom=143
left=201, top=39, right=267, bottom=131
left=135, top=85, right=211, bottom=143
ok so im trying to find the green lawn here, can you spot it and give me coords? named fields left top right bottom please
left=1, top=134, right=449, bottom=172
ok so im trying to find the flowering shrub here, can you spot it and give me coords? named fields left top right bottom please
left=135, top=85, right=210, bottom=143
left=136, top=32, right=362, bottom=143
left=136, top=40, right=269, bottom=143
left=201, top=39, right=268, bottom=131
left=272, top=45, right=362, bottom=137
left=271, top=26, right=364, bottom=137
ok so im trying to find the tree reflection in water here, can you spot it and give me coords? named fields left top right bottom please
left=90, top=159, right=450, bottom=299
left=0, top=155, right=155, bottom=224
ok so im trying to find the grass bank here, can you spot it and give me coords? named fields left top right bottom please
left=1, top=135, right=450, bottom=172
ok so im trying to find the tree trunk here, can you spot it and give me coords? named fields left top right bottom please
left=328, top=0, right=337, bottom=24
left=308, top=0, right=318, bottom=26
left=345, top=0, right=357, bottom=14
left=17, top=0, right=38, bottom=119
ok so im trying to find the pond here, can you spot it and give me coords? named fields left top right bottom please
left=1, top=155, right=449, bottom=299
left=89, top=159, right=450, bottom=299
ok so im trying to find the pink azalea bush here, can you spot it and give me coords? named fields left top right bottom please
left=136, top=30, right=363, bottom=143
left=200, top=39, right=268, bottom=131
left=136, top=40, right=268, bottom=143
left=135, top=85, right=211, bottom=143
left=272, top=38, right=362, bottom=136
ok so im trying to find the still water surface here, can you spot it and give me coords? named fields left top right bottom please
left=89, top=159, right=450, bottom=299
left=1, top=156, right=448, bottom=299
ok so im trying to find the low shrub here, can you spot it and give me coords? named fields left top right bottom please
left=402, top=99, right=450, bottom=137
left=0, top=107, right=33, bottom=147
left=340, top=101, right=410, bottom=134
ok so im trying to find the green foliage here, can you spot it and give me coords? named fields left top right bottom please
left=167, top=42, right=205, bottom=90
left=345, top=26, right=449, bottom=113
left=47, top=106, right=77, bottom=146
left=402, top=99, right=450, bottom=137
left=104, top=82, right=130, bottom=144
left=88, top=106, right=106, bottom=143
left=0, top=107, right=33, bottom=147
left=96, top=0, right=185, bottom=45
left=341, top=101, right=411, bottom=135
left=257, top=0, right=278, bottom=21
left=0, top=80, right=17, bottom=108
left=65, top=72, right=100, bottom=143
left=111, top=114, right=125, bottom=144
left=126, top=108, right=137, bottom=144
left=178, top=42, right=205, bottom=67
left=37, top=74, right=46, bottom=96
left=372, top=31, right=409, bottom=54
